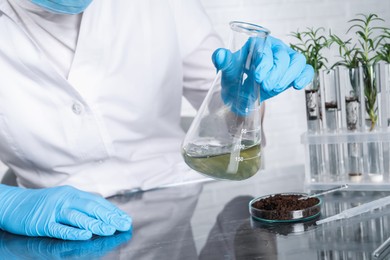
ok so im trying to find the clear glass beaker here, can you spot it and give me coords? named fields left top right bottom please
left=181, top=21, right=270, bottom=181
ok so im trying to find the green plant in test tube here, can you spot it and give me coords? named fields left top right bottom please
left=376, top=28, right=390, bottom=63
left=290, top=27, right=330, bottom=124
left=330, top=13, right=385, bottom=131
left=290, top=27, right=330, bottom=180
left=290, top=27, right=329, bottom=73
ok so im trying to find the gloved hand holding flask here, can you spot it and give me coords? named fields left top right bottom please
left=212, top=34, right=314, bottom=115
left=182, top=22, right=314, bottom=181
left=0, top=184, right=132, bottom=240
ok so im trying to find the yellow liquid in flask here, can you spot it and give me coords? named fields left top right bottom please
left=182, top=143, right=261, bottom=181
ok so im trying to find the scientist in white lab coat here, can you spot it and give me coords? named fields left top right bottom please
left=0, top=0, right=314, bottom=240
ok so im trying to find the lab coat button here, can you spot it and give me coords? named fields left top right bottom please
left=72, top=102, right=83, bottom=115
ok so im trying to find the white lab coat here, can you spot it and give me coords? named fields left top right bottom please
left=0, top=0, right=221, bottom=197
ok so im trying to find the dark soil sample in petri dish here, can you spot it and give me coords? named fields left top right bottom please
left=250, top=193, right=321, bottom=222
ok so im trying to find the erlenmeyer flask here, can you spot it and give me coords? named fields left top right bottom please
left=181, top=21, right=270, bottom=181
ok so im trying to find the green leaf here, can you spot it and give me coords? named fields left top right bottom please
left=289, top=26, right=329, bottom=70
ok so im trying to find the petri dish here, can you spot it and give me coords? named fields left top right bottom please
left=250, top=216, right=318, bottom=236
left=249, top=192, right=322, bottom=223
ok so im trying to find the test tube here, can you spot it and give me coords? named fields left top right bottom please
left=386, top=63, right=390, bottom=128
left=305, top=73, right=324, bottom=181
left=359, top=65, right=384, bottom=182
left=377, top=62, right=390, bottom=179
left=320, top=69, right=344, bottom=181
left=338, top=66, right=364, bottom=182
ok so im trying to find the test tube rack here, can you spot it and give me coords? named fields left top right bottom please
left=302, top=63, right=390, bottom=191
left=302, top=129, right=390, bottom=190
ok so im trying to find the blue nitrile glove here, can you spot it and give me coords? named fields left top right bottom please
left=212, top=36, right=314, bottom=114
left=0, top=184, right=132, bottom=240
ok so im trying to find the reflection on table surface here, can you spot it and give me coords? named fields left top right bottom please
left=1, top=165, right=390, bottom=260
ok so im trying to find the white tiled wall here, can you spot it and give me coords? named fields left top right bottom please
left=182, top=0, right=390, bottom=170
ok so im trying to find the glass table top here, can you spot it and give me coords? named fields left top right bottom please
left=1, top=165, right=389, bottom=260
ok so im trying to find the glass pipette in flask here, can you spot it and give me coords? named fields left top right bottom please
left=181, top=21, right=270, bottom=181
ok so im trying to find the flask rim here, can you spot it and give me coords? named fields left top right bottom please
left=229, top=21, right=270, bottom=37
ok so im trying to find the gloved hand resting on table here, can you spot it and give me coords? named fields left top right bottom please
left=212, top=35, right=314, bottom=115
left=0, top=184, right=132, bottom=240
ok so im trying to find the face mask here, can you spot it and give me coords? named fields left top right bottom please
left=30, top=0, right=93, bottom=15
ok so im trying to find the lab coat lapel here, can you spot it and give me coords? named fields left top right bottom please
left=0, top=0, right=102, bottom=99
left=66, top=1, right=106, bottom=97
left=0, top=0, right=86, bottom=99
